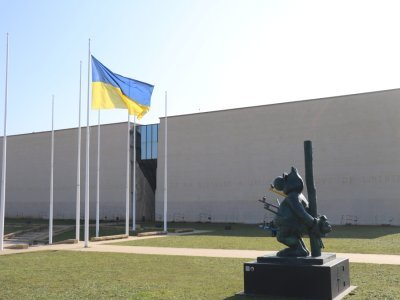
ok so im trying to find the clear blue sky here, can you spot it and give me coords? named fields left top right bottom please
left=1, top=0, right=399, bottom=135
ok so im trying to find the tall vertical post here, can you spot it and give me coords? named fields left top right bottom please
left=304, top=140, right=320, bottom=257
left=84, top=39, right=91, bottom=248
left=132, top=115, right=136, bottom=231
left=96, top=110, right=100, bottom=237
left=0, top=33, right=9, bottom=251
left=49, top=95, right=55, bottom=245
left=76, top=61, right=82, bottom=241
left=125, top=112, right=130, bottom=235
left=163, top=91, right=168, bottom=232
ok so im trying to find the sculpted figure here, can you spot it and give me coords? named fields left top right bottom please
left=268, top=167, right=331, bottom=257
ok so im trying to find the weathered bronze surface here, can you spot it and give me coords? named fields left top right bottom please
left=246, top=141, right=353, bottom=299
left=263, top=165, right=331, bottom=257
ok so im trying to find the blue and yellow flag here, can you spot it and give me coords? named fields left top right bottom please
left=91, top=56, right=154, bottom=119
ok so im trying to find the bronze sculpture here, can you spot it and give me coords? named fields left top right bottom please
left=262, top=166, right=331, bottom=257
left=244, top=141, right=352, bottom=299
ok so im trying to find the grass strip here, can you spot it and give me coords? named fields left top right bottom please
left=112, top=225, right=400, bottom=255
left=0, top=251, right=399, bottom=299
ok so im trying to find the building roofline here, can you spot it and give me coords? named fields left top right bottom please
left=2, top=121, right=135, bottom=138
left=3, top=88, right=400, bottom=137
left=3, top=120, right=162, bottom=138
left=159, top=88, right=400, bottom=120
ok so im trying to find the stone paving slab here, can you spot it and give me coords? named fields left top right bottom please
left=4, top=225, right=74, bottom=245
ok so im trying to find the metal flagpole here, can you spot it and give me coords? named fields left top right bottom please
left=49, top=95, right=54, bottom=245
left=132, top=115, right=136, bottom=231
left=84, top=39, right=91, bottom=247
left=76, top=61, right=82, bottom=241
left=125, top=111, right=130, bottom=235
left=0, top=33, right=9, bottom=251
left=96, top=110, right=100, bottom=237
left=163, top=91, right=168, bottom=232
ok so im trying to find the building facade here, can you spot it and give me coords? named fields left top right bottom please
left=0, top=122, right=157, bottom=222
left=155, top=89, right=400, bottom=225
left=2, top=89, right=400, bottom=225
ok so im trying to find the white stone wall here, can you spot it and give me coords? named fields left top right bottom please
left=0, top=123, right=129, bottom=220
left=156, top=89, right=400, bottom=225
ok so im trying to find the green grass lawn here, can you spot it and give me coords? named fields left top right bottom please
left=5, top=218, right=77, bottom=226
left=5, top=219, right=400, bottom=254
left=0, top=251, right=398, bottom=299
left=112, top=224, right=400, bottom=255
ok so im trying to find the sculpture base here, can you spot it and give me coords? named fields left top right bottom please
left=257, top=252, right=337, bottom=265
left=243, top=254, right=352, bottom=300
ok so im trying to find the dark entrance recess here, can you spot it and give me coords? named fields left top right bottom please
left=130, top=124, right=159, bottom=222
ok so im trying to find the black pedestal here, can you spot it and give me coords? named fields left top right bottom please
left=243, top=253, right=351, bottom=300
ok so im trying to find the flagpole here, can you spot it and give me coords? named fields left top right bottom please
left=132, top=115, right=136, bottom=231
left=96, top=110, right=100, bottom=237
left=163, top=91, right=168, bottom=232
left=84, top=39, right=91, bottom=248
left=125, top=111, right=130, bottom=236
left=76, top=61, right=82, bottom=241
left=0, top=33, right=9, bottom=251
left=49, top=95, right=54, bottom=245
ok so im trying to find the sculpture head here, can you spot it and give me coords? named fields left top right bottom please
left=271, top=167, right=304, bottom=195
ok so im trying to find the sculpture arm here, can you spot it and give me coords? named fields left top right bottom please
left=287, top=194, right=315, bottom=227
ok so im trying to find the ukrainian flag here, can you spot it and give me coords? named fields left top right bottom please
left=91, top=55, right=154, bottom=119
